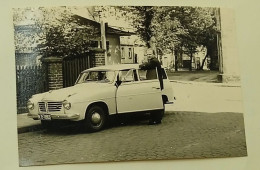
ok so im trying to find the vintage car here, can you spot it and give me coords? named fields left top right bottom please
left=27, top=64, right=175, bottom=132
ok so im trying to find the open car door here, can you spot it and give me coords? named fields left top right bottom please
left=116, top=68, right=164, bottom=114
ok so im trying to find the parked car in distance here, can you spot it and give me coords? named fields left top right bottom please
left=27, top=64, right=175, bottom=132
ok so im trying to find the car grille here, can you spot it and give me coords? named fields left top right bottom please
left=38, top=102, right=63, bottom=112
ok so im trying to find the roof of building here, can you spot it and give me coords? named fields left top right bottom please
left=72, top=14, right=135, bottom=36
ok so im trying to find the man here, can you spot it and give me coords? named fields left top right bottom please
left=139, top=47, right=164, bottom=125
left=139, top=55, right=164, bottom=90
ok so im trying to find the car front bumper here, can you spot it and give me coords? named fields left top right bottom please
left=27, top=113, right=80, bottom=120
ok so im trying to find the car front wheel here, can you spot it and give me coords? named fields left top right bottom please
left=83, top=105, right=107, bottom=132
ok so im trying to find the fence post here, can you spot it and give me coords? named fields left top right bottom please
left=42, top=56, right=63, bottom=90
left=90, top=49, right=105, bottom=67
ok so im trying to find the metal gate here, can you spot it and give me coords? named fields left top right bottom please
left=16, top=65, right=48, bottom=113
left=62, top=53, right=93, bottom=87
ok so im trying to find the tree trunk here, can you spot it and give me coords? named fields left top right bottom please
left=174, top=49, right=178, bottom=71
left=189, top=51, right=193, bottom=71
left=199, top=55, right=208, bottom=70
left=180, top=48, right=183, bottom=69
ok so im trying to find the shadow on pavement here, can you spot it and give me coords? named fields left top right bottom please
left=38, top=112, right=152, bottom=135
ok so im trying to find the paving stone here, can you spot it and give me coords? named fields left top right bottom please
left=18, top=111, right=247, bottom=166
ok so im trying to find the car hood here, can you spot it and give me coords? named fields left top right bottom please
left=34, top=83, right=112, bottom=101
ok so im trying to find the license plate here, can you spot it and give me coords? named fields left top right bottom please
left=38, top=114, right=51, bottom=120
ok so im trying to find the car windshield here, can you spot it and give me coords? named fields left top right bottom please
left=75, top=71, right=116, bottom=84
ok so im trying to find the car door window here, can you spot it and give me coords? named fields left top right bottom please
left=119, top=69, right=138, bottom=83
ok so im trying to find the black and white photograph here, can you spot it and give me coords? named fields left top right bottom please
left=13, top=5, right=247, bottom=167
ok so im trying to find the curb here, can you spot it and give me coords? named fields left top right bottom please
left=170, top=80, right=241, bottom=87
left=17, top=113, right=42, bottom=134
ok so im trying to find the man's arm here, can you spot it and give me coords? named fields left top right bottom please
left=139, top=59, right=158, bottom=70
left=139, top=62, right=152, bottom=70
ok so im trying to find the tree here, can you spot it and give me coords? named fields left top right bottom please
left=116, top=6, right=218, bottom=71
left=115, top=6, right=156, bottom=47
left=152, top=6, right=217, bottom=71
left=151, top=6, right=187, bottom=70
left=13, top=7, right=98, bottom=58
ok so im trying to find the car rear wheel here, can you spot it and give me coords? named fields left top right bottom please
left=150, top=108, right=164, bottom=124
left=83, top=105, right=107, bottom=132
left=162, top=104, right=165, bottom=117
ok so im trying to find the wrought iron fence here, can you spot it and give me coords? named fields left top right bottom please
left=16, top=65, right=47, bottom=113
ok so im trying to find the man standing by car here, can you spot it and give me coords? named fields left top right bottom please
left=139, top=36, right=164, bottom=124
left=140, top=35, right=164, bottom=90
left=139, top=53, right=164, bottom=90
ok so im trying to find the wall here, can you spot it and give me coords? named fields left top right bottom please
left=121, top=45, right=135, bottom=64
left=218, top=9, right=240, bottom=83
left=47, top=62, right=63, bottom=90
left=42, top=57, right=63, bottom=90
left=134, top=46, right=147, bottom=64
left=91, top=34, right=121, bottom=65
left=94, top=52, right=105, bottom=66
left=106, top=34, right=121, bottom=65
left=161, top=53, right=174, bottom=69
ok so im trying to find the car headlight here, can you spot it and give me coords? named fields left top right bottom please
left=27, top=100, right=34, bottom=110
left=63, top=100, right=71, bottom=110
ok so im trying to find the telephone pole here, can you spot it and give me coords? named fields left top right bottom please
left=100, top=20, right=108, bottom=65
left=96, top=9, right=108, bottom=65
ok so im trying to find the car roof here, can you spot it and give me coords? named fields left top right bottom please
left=82, top=64, right=140, bottom=72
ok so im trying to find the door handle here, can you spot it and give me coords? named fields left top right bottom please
left=152, top=87, right=160, bottom=89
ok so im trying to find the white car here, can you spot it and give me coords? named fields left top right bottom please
left=27, top=64, right=175, bottom=132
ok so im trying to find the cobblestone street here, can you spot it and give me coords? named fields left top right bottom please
left=18, top=111, right=247, bottom=166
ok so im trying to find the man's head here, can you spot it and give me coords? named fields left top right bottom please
left=147, top=54, right=152, bottom=61
left=146, top=48, right=155, bottom=61
left=148, top=55, right=157, bottom=62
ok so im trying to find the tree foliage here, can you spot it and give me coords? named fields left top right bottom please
left=152, top=7, right=217, bottom=70
left=116, top=6, right=218, bottom=70
left=13, top=7, right=98, bottom=58
left=13, top=6, right=218, bottom=68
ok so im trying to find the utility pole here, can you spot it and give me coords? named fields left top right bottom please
left=215, top=8, right=223, bottom=74
left=100, top=20, right=108, bottom=65
left=96, top=9, right=108, bottom=65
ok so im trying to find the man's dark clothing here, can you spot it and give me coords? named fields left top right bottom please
left=139, top=57, right=164, bottom=90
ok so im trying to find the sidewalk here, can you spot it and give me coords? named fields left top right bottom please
left=167, top=70, right=241, bottom=87
left=17, top=113, right=42, bottom=134
left=170, top=80, right=241, bottom=87
left=167, top=70, right=219, bottom=83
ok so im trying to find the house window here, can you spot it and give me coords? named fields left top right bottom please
left=106, top=41, right=109, bottom=51
left=121, top=47, right=125, bottom=59
left=128, top=48, right=132, bottom=59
